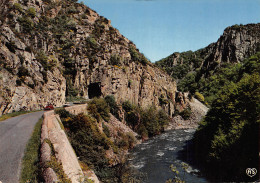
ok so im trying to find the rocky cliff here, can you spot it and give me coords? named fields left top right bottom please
left=0, top=0, right=176, bottom=116
left=200, top=23, right=260, bottom=76
left=156, top=23, right=260, bottom=79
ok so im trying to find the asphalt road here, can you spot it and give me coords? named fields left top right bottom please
left=0, top=111, right=44, bottom=183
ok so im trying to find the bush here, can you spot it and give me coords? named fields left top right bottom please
left=179, top=107, right=192, bottom=120
left=122, top=102, right=170, bottom=137
left=122, top=101, right=133, bottom=113
left=109, top=54, right=122, bottom=66
left=102, top=123, right=111, bottom=137
left=129, top=46, right=139, bottom=62
left=18, top=16, right=34, bottom=32
left=88, top=98, right=110, bottom=122
left=66, top=78, right=79, bottom=97
left=61, top=113, right=111, bottom=171
left=86, top=36, right=98, bottom=49
left=55, top=108, right=74, bottom=119
left=36, top=51, right=48, bottom=70
left=104, top=95, right=120, bottom=119
left=14, top=3, right=23, bottom=12
left=27, top=7, right=36, bottom=18
left=194, top=91, right=205, bottom=103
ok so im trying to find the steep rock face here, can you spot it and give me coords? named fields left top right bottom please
left=156, top=23, right=260, bottom=78
left=0, top=0, right=176, bottom=116
left=201, top=24, right=260, bottom=75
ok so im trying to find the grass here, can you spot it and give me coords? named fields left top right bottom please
left=0, top=111, right=33, bottom=122
left=20, top=117, right=43, bottom=183
left=66, top=96, right=87, bottom=103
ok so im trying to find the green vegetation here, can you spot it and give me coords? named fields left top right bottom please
left=35, top=51, right=49, bottom=71
left=18, top=16, right=34, bottom=32
left=193, top=52, right=260, bottom=182
left=88, top=98, right=110, bottom=122
left=122, top=101, right=170, bottom=138
left=104, top=95, right=120, bottom=119
left=109, top=54, right=122, bottom=66
left=65, top=96, right=87, bottom=103
left=0, top=111, right=32, bottom=122
left=66, top=78, right=79, bottom=97
left=166, top=163, right=189, bottom=183
left=194, top=91, right=205, bottom=103
left=155, top=50, right=203, bottom=80
left=58, top=112, right=121, bottom=182
left=129, top=45, right=150, bottom=65
left=14, top=3, right=23, bottom=12
left=46, top=156, right=71, bottom=183
left=20, top=118, right=42, bottom=183
left=26, top=7, right=36, bottom=18
left=179, top=107, right=192, bottom=120
left=102, top=122, right=111, bottom=137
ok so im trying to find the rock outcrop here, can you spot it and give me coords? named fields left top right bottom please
left=200, top=23, right=260, bottom=76
left=156, top=23, right=260, bottom=78
left=0, top=0, right=176, bottom=116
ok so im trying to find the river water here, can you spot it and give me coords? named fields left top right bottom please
left=128, top=129, right=208, bottom=183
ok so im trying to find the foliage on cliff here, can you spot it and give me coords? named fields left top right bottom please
left=122, top=101, right=170, bottom=138
left=156, top=23, right=260, bottom=105
left=192, top=52, right=260, bottom=182
left=1, top=0, right=177, bottom=116
left=56, top=97, right=141, bottom=182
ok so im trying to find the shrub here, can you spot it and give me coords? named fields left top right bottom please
left=129, top=46, right=139, bottom=62
left=86, top=36, right=98, bottom=49
left=194, top=91, right=205, bottom=103
left=109, top=54, right=122, bottom=66
left=14, top=3, right=23, bottom=12
left=104, top=95, right=120, bottom=119
left=27, top=7, right=36, bottom=18
left=122, top=101, right=133, bottom=113
left=179, top=107, right=192, bottom=120
left=62, top=113, right=111, bottom=167
left=88, top=98, right=110, bottom=122
left=67, top=6, right=78, bottom=14
left=102, top=123, right=111, bottom=137
left=36, top=51, right=48, bottom=70
left=55, top=108, right=74, bottom=119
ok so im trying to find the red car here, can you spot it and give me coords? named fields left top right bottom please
left=44, top=104, right=54, bottom=110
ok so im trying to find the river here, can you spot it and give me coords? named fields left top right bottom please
left=128, top=129, right=208, bottom=183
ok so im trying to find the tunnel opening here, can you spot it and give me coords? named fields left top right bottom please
left=88, top=82, right=102, bottom=99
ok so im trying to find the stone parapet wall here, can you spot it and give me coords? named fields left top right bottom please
left=40, top=105, right=99, bottom=183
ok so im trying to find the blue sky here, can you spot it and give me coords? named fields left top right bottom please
left=82, top=0, right=260, bottom=62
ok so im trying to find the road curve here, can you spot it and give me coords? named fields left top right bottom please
left=0, top=111, right=44, bottom=183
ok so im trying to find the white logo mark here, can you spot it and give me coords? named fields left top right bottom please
left=246, top=168, right=257, bottom=177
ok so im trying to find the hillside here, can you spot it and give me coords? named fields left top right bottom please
left=0, top=0, right=176, bottom=116
left=156, top=23, right=260, bottom=104
left=192, top=52, right=260, bottom=182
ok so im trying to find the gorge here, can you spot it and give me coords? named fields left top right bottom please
left=0, top=0, right=259, bottom=182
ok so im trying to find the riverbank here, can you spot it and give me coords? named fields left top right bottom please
left=166, top=98, right=208, bottom=130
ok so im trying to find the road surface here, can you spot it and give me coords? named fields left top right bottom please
left=0, top=111, right=44, bottom=183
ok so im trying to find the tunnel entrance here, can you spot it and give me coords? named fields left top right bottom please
left=88, top=82, right=102, bottom=99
